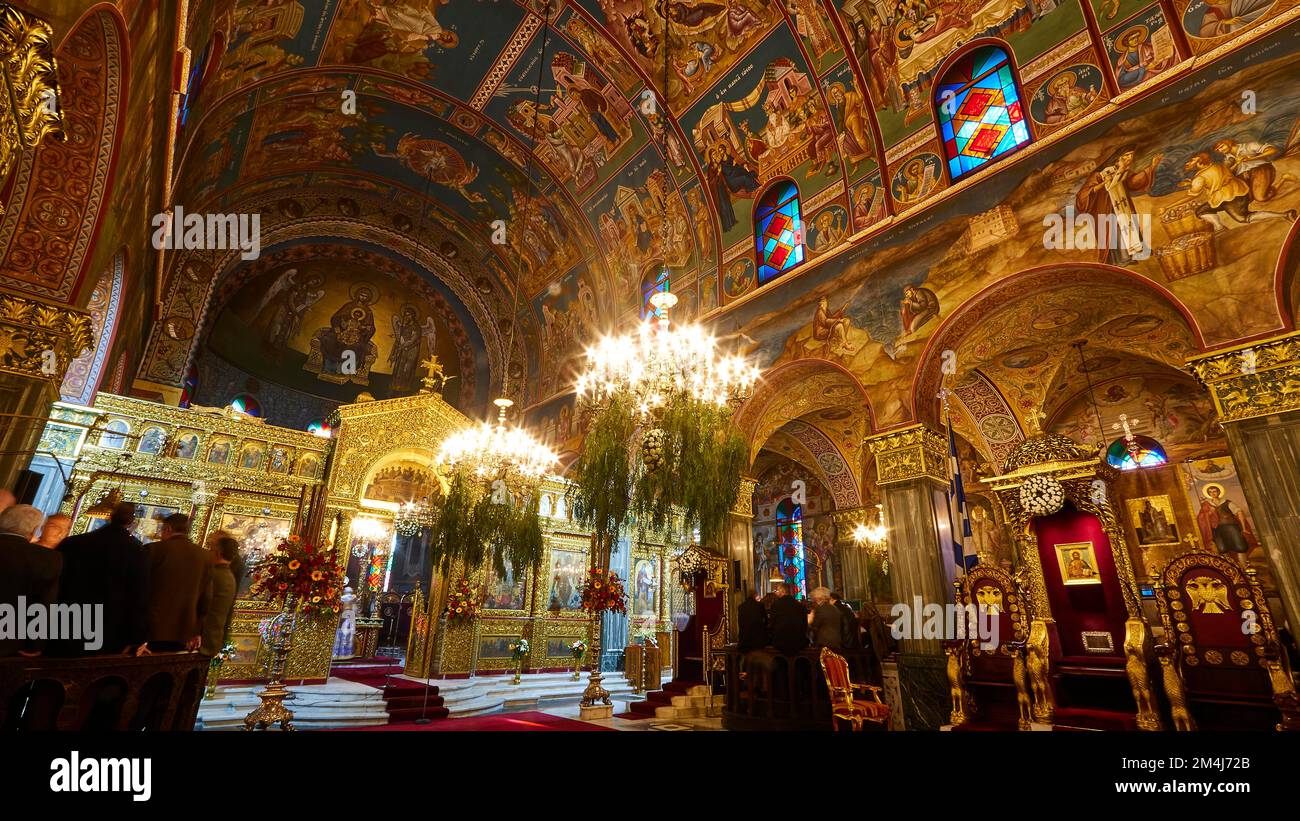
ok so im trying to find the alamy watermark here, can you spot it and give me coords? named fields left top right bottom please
left=889, top=596, right=1000, bottom=650
left=1043, top=205, right=1151, bottom=260
left=151, top=205, right=261, bottom=260
left=0, top=598, right=103, bottom=652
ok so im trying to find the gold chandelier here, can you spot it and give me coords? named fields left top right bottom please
left=437, top=397, right=557, bottom=495
left=575, top=290, right=760, bottom=412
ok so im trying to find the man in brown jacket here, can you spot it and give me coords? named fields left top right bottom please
left=145, top=514, right=211, bottom=652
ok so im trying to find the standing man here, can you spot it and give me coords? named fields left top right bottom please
left=830, top=591, right=860, bottom=649
left=769, top=582, right=810, bottom=655
left=146, top=514, right=211, bottom=652
left=54, top=503, right=150, bottom=656
left=201, top=536, right=240, bottom=656
left=0, top=505, right=61, bottom=657
left=737, top=589, right=769, bottom=653
left=809, top=587, right=845, bottom=651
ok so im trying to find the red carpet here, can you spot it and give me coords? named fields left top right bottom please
left=331, top=663, right=449, bottom=722
left=343, top=710, right=613, bottom=732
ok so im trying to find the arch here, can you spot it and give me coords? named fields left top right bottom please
left=736, top=357, right=876, bottom=461
left=1271, top=218, right=1300, bottom=332
left=0, top=5, right=127, bottom=301
left=60, top=250, right=125, bottom=404
left=911, top=264, right=1206, bottom=429
left=754, top=178, right=805, bottom=286
left=932, top=40, right=1032, bottom=184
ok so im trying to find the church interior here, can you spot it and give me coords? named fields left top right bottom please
left=3, top=0, right=1300, bottom=746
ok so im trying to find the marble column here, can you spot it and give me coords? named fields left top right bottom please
left=724, top=476, right=758, bottom=628
left=866, top=424, right=952, bottom=730
left=1189, top=333, right=1300, bottom=632
left=602, top=534, right=632, bottom=672
left=0, top=295, right=91, bottom=489
left=831, top=507, right=869, bottom=602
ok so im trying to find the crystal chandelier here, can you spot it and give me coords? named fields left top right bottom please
left=576, top=291, right=760, bottom=412
left=851, top=504, right=889, bottom=572
left=437, top=397, right=558, bottom=495
left=393, top=497, right=432, bottom=537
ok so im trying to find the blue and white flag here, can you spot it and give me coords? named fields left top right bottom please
left=946, top=412, right=976, bottom=572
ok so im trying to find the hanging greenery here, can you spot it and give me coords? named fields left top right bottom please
left=567, top=391, right=748, bottom=548
left=427, top=468, right=546, bottom=579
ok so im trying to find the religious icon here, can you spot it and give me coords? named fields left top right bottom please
left=239, top=444, right=266, bottom=470
left=483, top=559, right=527, bottom=611
left=1184, top=574, right=1232, bottom=614
left=547, top=549, right=586, bottom=612
left=175, top=433, right=200, bottom=460
left=208, top=440, right=232, bottom=464
left=632, top=557, right=659, bottom=616
left=137, top=427, right=166, bottom=455
left=1196, top=482, right=1257, bottom=556
left=1127, top=495, right=1181, bottom=546
left=1055, top=541, right=1101, bottom=585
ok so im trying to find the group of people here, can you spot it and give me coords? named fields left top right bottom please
left=738, top=583, right=864, bottom=656
left=0, top=490, right=244, bottom=661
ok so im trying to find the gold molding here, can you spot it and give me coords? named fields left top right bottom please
left=865, top=424, right=947, bottom=485
left=0, top=4, right=63, bottom=212
left=732, top=476, right=757, bottom=517
left=0, top=290, right=90, bottom=383
left=1187, top=331, right=1300, bottom=423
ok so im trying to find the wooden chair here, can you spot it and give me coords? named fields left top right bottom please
left=819, top=647, right=889, bottom=731
left=1153, top=552, right=1299, bottom=731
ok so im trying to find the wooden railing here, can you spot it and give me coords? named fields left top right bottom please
left=0, top=653, right=211, bottom=731
left=723, top=645, right=882, bottom=731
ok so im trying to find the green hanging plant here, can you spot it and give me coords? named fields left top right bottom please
left=567, top=391, right=748, bottom=549
left=566, top=392, right=638, bottom=540
left=427, top=468, right=547, bottom=578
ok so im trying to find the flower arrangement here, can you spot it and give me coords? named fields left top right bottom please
left=509, top=638, right=530, bottom=662
left=569, top=639, right=587, bottom=660
left=445, top=578, right=480, bottom=623
left=580, top=568, right=627, bottom=615
left=248, top=535, right=343, bottom=616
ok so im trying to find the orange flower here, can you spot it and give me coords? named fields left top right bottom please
left=312, top=595, right=321, bottom=603
left=288, top=560, right=301, bottom=570
left=311, top=570, right=323, bottom=581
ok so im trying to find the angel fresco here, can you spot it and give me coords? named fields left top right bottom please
left=254, top=269, right=325, bottom=363
left=372, top=134, right=486, bottom=203
left=388, top=305, right=432, bottom=395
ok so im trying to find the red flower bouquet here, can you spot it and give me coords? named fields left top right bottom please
left=446, top=578, right=480, bottom=623
left=248, top=535, right=344, bottom=616
left=580, top=568, right=627, bottom=615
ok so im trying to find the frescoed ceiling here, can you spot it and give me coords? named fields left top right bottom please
left=136, top=0, right=1300, bottom=426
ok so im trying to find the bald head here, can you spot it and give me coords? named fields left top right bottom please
left=0, top=489, right=15, bottom=514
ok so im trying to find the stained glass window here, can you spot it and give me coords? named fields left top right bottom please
left=230, top=394, right=261, bottom=418
left=641, top=267, right=669, bottom=319
left=754, top=180, right=804, bottom=286
left=775, top=498, right=807, bottom=599
left=935, top=46, right=1031, bottom=181
left=1106, top=435, right=1167, bottom=470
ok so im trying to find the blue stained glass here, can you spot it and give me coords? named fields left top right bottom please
left=934, top=46, right=1031, bottom=181
left=755, top=181, right=805, bottom=285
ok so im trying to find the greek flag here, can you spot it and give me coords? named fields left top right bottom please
left=946, top=412, right=975, bottom=572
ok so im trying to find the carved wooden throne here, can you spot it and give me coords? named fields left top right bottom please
left=1153, top=552, right=1299, bottom=731
left=946, top=565, right=1040, bottom=730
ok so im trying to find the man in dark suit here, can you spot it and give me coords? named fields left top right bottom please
left=0, top=504, right=62, bottom=657
left=769, top=582, right=810, bottom=655
left=53, top=502, right=150, bottom=656
left=146, top=514, right=211, bottom=652
left=831, top=591, right=861, bottom=649
left=737, top=589, right=769, bottom=653
left=809, top=587, right=845, bottom=650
